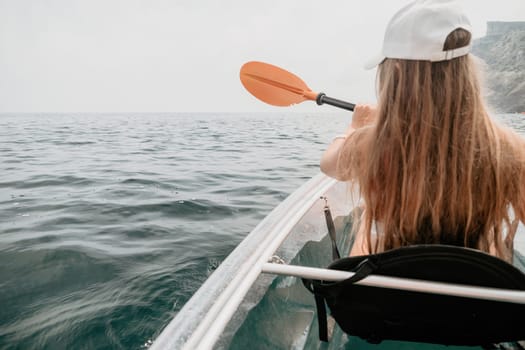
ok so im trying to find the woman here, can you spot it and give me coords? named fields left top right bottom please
left=320, top=0, right=525, bottom=261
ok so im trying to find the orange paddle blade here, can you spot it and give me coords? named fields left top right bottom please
left=240, top=61, right=318, bottom=107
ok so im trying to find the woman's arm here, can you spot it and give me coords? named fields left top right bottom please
left=320, top=104, right=378, bottom=180
left=320, top=129, right=354, bottom=179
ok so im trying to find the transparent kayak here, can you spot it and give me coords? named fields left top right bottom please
left=150, top=174, right=525, bottom=350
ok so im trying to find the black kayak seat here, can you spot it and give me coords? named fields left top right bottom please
left=303, top=245, right=525, bottom=347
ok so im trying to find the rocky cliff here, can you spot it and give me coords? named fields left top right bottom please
left=472, top=21, right=525, bottom=113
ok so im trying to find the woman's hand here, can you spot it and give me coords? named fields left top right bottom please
left=350, top=104, right=377, bottom=130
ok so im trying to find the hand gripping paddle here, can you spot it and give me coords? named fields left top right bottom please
left=240, top=61, right=355, bottom=111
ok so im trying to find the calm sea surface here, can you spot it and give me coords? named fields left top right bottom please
left=1, top=112, right=524, bottom=349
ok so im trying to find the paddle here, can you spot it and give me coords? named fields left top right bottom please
left=240, top=61, right=355, bottom=111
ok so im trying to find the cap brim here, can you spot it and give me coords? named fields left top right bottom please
left=363, top=52, right=385, bottom=70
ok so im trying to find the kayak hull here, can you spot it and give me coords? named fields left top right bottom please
left=151, top=174, right=525, bottom=349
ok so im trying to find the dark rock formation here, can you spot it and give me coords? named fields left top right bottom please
left=472, top=21, right=525, bottom=113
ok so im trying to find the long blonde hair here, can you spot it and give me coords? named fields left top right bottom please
left=339, top=29, right=525, bottom=259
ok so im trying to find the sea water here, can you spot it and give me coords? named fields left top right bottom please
left=1, top=112, right=524, bottom=349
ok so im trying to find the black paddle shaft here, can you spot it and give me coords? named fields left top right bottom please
left=316, top=93, right=355, bottom=111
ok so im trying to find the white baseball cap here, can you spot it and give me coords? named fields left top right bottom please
left=365, top=0, right=472, bottom=69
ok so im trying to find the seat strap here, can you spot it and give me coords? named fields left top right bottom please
left=322, top=197, right=341, bottom=260
left=314, top=294, right=329, bottom=341
left=313, top=258, right=378, bottom=341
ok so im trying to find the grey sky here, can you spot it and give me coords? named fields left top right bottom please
left=0, top=0, right=523, bottom=113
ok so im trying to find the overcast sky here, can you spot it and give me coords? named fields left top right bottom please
left=0, top=0, right=523, bottom=113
